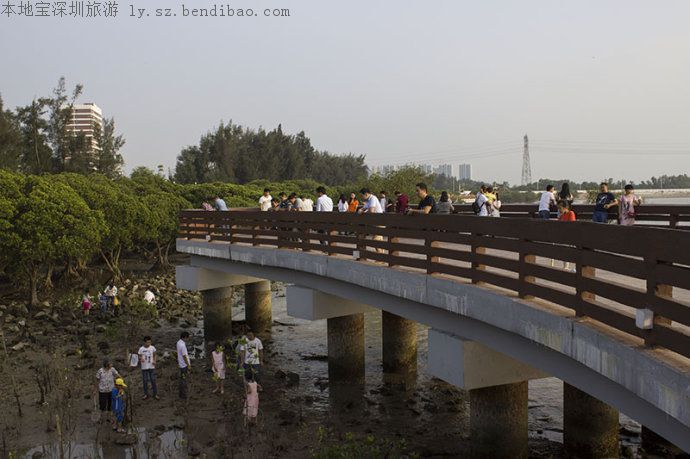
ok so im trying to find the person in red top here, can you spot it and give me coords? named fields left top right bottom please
left=394, top=191, right=409, bottom=214
left=558, top=201, right=576, bottom=222
left=557, top=201, right=576, bottom=272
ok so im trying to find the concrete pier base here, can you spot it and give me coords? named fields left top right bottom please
left=201, top=287, right=234, bottom=348
left=245, top=281, right=272, bottom=334
left=470, top=381, right=528, bottom=459
left=327, top=313, right=365, bottom=384
left=563, top=383, right=619, bottom=458
left=382, top=311, right=417, bottom=376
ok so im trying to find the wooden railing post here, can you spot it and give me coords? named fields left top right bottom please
left=644, top=254, right=673, bottom=346
left=356, top=222, right=366, bottom=261
left=576, top=246, right=595, bottom=318
left=327, top=228, right=337, bottom=255
left=518, top=239, right=535, bottom=299
left=471, top=232, right=486, bottom=284
left=205, top=214, right=213, bottom=242
left=426, top=234, right=440, bottom=275
left=389, top=234, right=400, bottom=267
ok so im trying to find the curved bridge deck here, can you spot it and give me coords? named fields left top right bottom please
left=177, top=210, right=690, bottom=451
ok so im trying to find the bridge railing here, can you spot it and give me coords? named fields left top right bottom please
left=179, top=210, right=690, bottom=360
left=450, top=204, right=690, bottom=228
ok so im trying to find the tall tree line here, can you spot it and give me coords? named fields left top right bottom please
left=173, top=121, right=368, bottom=186
left=0, top=77, right=125, bottom=177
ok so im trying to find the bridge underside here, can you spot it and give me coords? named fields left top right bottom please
left=176, top=239, right=690, bottom=452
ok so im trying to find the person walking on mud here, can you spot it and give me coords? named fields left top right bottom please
left=240, top=329, right=264, bottom=383
left=95, top=359, right=121, bottom=426
left=138, top=336, right=159, bottom=400
left=177, top=331, right=191, bottom=399
left=243, top=372, right=261, bottom=425
left=211, top=342, right=226, bottom=395
left=104, top=282, right=118, bottom=315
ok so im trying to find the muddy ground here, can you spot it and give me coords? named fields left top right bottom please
left=0, top=260, right=568, bottom=458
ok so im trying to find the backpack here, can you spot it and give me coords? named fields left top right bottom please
left=471, top=198, right=481, bottom=215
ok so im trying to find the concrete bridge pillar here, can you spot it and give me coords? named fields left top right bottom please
left=202, top=286, right=234, bottom=348
left=563, top=383, right=619, bottom=458
left=470, top=381, right=528, bottom=458
left=245, top=280, right=272, bottom=334
left=327, top=314, right=365, bottom=384
left=382, top=311, right=417, bottom=376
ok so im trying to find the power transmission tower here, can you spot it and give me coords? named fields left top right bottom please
left=521, top=134, right=532, bottom=186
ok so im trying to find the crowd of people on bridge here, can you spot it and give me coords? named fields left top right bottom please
left=536, top=182, right=642, bottom=225
left=213, top=183, right=641, bottom=224
left=200, top=182, right=643, bottom=225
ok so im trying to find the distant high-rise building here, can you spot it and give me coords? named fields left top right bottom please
left=458, top=163, right=472, bottom=180
left=419, top=164, right=432, bottom=174
left=372, top=164, right=398, bottom=175
left=66, top=103, right=102, bottom=150
left=433, top=164, right=453, bottom=178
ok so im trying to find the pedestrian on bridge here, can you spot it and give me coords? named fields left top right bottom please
left=213, top=195, right=228, bottom=211
left=538, top=185, right=557, bottom=220
left=300, top=195, right=314, bottom=212
left=359, top=188, right=385, bottom=253
left=558, top=183, right=574, bottom=206
left=406, top=183, right=436, bottom=215
left=394, top=190, right=409, bottom=214
left=619, top=184, right=642, bottom=226
left=436, top=191, right=454, bottom=214
left=201, top=199, right=214, bottom=211
left=347, top=192, right=359, bottom=212
left=315, top=187, right=333, bottom=244
left=593, top=183, right=618, bottom=223
left=558, top=201, right=577, bottom=272
left=337, top=194, right=349, bottom=212
left=259, top=188, right=273, bottom=211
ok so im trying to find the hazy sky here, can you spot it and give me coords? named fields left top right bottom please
left=2, top=0, right=690, bottom=184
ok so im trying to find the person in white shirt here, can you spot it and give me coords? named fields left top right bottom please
left=239, top=330, right=264, bottom=383
left=95, top=359, right=121, bottom=422
left=359, top=188, right=385, bottom=253
left=300, top=196, right=314, bottom=212
left=258, top=188, right=272, bottom=211
left=143, top=289, right=156, bottom=304
left=475, top=191, right=489, bottom=216
left=538, top=185, right=557, bottom=220
left=315, top=186, right=333, bottom=245
left=138, top=336, right=158, bottom=400
left=177, top=331, right=191, bottom=399
left=315, top=187, right=333, bottom=212
left=104, top=282, right=118, bottom=313
left=379, top=191, right=388, bottom=213
left=359, top=188, right=383, bottom=214
left=337, top=194, right=348, bottom=212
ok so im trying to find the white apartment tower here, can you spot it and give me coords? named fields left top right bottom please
left=66, top=103, right=103, bottom=150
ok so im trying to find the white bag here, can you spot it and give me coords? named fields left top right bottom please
left=129, top=353, right=139, bottom=367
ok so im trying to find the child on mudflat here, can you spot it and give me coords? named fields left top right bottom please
left=112, top=378, right=127, bottom=433
left=243, top=372, right=261, bottom=425
left=82, top=288, right=92, bottom=316
left=211, top=343, right=226, bottom=395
